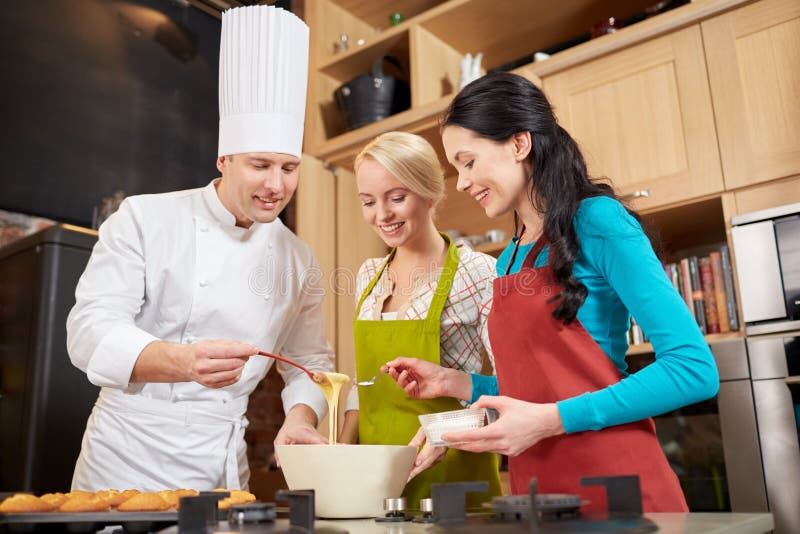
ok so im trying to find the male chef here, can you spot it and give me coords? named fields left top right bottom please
left=66, top=5, right=331, bottom=491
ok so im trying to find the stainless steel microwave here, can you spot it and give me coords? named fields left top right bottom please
left=731, top=201, right=800, bottom=335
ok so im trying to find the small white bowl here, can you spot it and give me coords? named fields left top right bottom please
left=418, top=408, right=487, bottom=446
left=276, top=444, right=416, bottom=518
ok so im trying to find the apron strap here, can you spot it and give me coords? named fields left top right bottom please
left=521, top=235, right=548, bottom=270
left=503, top=225, right=548, bottom=275
left=426, top=233, right=459, bottom=327
left=225, top=419, right=243, bottom=489
left=354, top=248, right=397, bottom=317
left=354, top=234, right=459, bottom=325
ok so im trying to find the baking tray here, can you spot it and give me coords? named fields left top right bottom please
left=0, top=510, right=178, bottom=532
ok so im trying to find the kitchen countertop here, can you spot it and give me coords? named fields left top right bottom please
left=307, top=512, right=775, bottom=534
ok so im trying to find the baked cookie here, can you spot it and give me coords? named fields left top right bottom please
left=158, top=489, right=198, bottom=508
left=117, top=492, right=171, bottom=512
left=0, top=494, right=55, bottom=513
left=216, top=489, right=256, bottom=510
left=95, top=490, right=128, bottom=508
left=58, top=495, right=109, bottom=513
left=39, top=492, right=67, bottom=508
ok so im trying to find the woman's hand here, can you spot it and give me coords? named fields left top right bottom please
left=381, top=357, right=472, bottom=401
left=407, top=427, right=447, bottom=481
left=442, top=396, right=565, bottom=457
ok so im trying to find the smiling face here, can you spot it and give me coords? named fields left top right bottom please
left=441, top=125, right=531, bottom=219
left=215, top=152, right=300, bottom=227
left=356, top=158, right=435, bottom=249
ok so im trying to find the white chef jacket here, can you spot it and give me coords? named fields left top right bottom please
left=66, top=179, right=333, bottom=491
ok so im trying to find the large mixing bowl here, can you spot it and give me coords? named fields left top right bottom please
left=275, top=444, right=417, bottom=518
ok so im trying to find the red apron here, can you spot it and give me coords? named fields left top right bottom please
left=488, top=237, right=688, bottom=512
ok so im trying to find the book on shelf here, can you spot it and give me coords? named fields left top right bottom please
left=699, top=257, right=721, bottom=334
left=688, top=256, right=707, bottom=335
left=709, top=251, right=731, bottom=333
left=679, top=258, right=696, bottom=321
left=628, top=316, right=646, bottom=346
left=664, top=263, right=683, bottom=300
left=719, top=245, right=740, bottom=332
left=662, top=246, right=740, bottom=335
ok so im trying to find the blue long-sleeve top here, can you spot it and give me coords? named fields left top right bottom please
left=471, top=196, right=719, bottom=433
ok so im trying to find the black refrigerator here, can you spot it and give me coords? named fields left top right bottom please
left=0, top=225, right=100, bottom=492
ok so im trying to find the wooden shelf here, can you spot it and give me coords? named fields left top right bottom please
left=318, top=24, right=410, bottom=81
left=309, top=0, right=752, bottom=168
left=627, top=331, right=744, bottom=355
left=417, top=0, right=654, bottom=70
left=312, top=93, right=452, bottom=168
left=474, top=239, right=511, bottom=256
left=328, top=0, right=446, bottom=30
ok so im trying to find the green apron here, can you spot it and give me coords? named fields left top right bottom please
left=354, top=235, right=502, bottom=511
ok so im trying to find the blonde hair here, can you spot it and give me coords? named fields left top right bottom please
left=354, top=131, right=445, bottom=206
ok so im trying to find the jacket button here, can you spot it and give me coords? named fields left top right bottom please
left=200, top=226, right=209, bottom=232
left=199, top=280, right=208, bottom=287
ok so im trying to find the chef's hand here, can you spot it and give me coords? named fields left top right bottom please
left=184, top=340, right=258, bottom=388
left=382, top=357, right=472, bottom=402
left=442, top=396, right=565, bottom=457
left=274, top=404, right=327, bottom=467
left=131, top=339, right=257, bottom=387
left=407, top=427, right=447, bottom=481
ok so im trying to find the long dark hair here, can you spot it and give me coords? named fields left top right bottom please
left=442, top=71, right=636, bottom=324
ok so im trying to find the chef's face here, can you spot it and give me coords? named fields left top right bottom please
left=442, top=125, right=531, bottom=218
left=356, top=158, right=434, bottom=249
left=216, top=152, right=300, bottom=228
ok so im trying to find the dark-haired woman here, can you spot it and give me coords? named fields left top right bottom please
left=382, top=71, right=718, bottom=512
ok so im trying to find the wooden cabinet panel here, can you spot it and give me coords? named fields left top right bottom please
left=335, top=167, right=388, bottom=379
left=734, top=175, right=800, bottom=215
left=544, top=26, right=723, bottom=210
left=295, top=155, right=338, bottom=349
left=702, top=0, right=800, bottom=190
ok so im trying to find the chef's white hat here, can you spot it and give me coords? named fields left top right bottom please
left=218, top=5, right=309, bottom=158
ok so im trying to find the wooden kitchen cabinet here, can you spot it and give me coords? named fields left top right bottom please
left=295, top=154, right=338, bottom=348
left=295, top=155, right=386, bottom=374
left=304, top=0, right=656, bottom=159
left=543, top=25, right=724, bottom=211
left=295, top=0, right=799, bottom=369
left=702, top=0, right=800, bottom=190
left=733, top=175, right=800, bottom=215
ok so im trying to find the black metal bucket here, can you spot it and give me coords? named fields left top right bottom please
left=334, top=56, right=410, bottom=131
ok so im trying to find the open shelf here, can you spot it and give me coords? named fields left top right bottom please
left=328, top=0, right=446, bottom=32
left=308, top=0, right=750, bottom=159
left=627, top=331, right=744, bottom=355
left=475, top=239, right=511, bottom=257
left=318, top=26, right=410, bottom=81
left=418, top=0, right=653, bottom=71
left=640, top=196, right=728, bottom=264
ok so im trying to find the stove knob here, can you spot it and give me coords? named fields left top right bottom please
left=228, top=502, right=276, bottom=525
left=419, top=498, right=434, bottom=514
left=384, top=497, right=406, bottom=514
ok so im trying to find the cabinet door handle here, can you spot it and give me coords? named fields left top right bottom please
left=621, top=189, right=652, bottom=200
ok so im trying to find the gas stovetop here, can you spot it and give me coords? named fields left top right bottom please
left=153, top=475, right=658, bottom=533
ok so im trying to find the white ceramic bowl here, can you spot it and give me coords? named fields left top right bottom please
left=418, top=407, right=487, bottom=446
left=275, top=444, right=417, bottom=518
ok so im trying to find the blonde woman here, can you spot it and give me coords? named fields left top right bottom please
left=341, top=131, right=501, bottom=510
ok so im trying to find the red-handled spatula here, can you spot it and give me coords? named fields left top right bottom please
left=258, top=350, right=329, bottom=385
